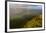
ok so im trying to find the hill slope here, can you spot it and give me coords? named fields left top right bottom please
left=24, top=15, right=42, bottom=28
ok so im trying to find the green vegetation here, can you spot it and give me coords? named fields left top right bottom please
left=10, top=14, right=42, bottom=29
left=24, top=15, right=42, bottom=28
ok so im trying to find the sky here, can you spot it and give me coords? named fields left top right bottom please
left=10, top=4, right=42, bottom=10
left=9, top=4, right=42, bottom=17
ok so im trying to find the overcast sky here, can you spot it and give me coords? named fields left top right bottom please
left=9, top=4, right=42, bottom=17
left=10, top=4, right=42, bottom=10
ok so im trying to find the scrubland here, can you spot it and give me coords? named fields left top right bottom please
left=10, top=14, right=42, bottom=29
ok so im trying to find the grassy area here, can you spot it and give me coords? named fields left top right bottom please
left=24, top=15, right=42, bottom=28
left=10, top=14, right=42, bottom=29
